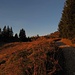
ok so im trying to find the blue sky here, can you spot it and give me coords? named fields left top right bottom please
left=0, top=0, right=65, bottom=36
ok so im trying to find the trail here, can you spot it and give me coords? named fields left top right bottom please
left=56, top=41, right=75, bottom=75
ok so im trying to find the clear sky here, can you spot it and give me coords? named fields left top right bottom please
left=0, top=0, right=65, bottom=37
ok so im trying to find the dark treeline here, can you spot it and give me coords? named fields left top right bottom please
left=0, top=26, right=31, bottom=43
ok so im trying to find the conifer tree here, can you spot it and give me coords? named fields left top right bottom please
left=2, top=26, right=7, bottom=38
left=19, top=28, right=26, bottom=41
left=0, top=28, right=1, bottom=34
left=3, top=26, right=6, bottom=32
left=9, top=27, right=13, bottom=37
left=1, top=26, right=14, bottom=42
left=15, top=33, right=18, bottom=38
left=0, top=28, right=2, bottom=41
left=58, top=0, right=75, bottom=39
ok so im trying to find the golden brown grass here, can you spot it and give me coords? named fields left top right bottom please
left=0, top=37, right=64, bottom=75
left=61, top=38, right=75, bottom=47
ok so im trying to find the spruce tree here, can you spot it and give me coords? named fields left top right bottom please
left=19, top=28, right=26, bottom=41
left=58, top=0, right=75, bottom=39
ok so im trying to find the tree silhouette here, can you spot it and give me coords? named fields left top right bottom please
left=13, top=33, right=19, bottom=42
left=0, top=28, right=2, bottom=41
left=1, top=26, right=13, bottom=42
left=6, top=26, right=13, bottom=38
left=0, top=26, right=29, bottom=42
left=9, top=27, right=13, bottom=37
left=2, top=26, right=7, bottom=38
left=0, top=28, right=1, bottom=33
left=19, top=28, right=26, bottom=41
left=0, top=28, right=1, bottom=36
left=15, top=33, right=18, bottom=38
left=58, top=0, right=75, bottom=39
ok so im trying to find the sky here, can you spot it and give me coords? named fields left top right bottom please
left=0, top=0, right=65, bottom=37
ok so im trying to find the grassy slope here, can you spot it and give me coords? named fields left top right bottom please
left=0, top=37, right=64, bottom=75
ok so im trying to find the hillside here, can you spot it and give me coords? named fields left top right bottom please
left=0, top=37, right=65, bottom=75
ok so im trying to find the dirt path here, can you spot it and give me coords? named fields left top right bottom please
left=56, top=41, right=75, bottom=75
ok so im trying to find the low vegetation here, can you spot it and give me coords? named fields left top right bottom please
left=0, top=38, right=65, bottom=75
